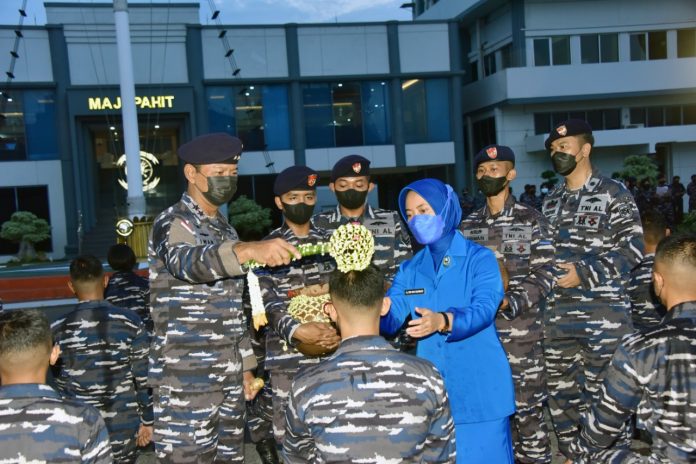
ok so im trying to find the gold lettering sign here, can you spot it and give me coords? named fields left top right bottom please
left=88, top=96, right=175, bottom=111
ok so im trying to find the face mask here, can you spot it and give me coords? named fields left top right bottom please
left=541, top=187, right=549, bottom=195
left=407, top=189, right=453, bottom=245
left=282, top=202, right=315, bottom=225
left=200, top=175, right=237, bottom=206
left=551, top=150, right=580, bottom=176
left=476, top=175, right=508, bottom=197
left=336, top=189, right=368, bottom=209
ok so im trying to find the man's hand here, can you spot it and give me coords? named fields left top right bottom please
left=499, top=297, right=509, bottom=310
left=243, top=371, right=262, bottom=401
left=406, top=307, right=448, bottom=338
left=293, top=322, right=340, bottom=350
left=557, top=263, right=581, bottom=288
left=136, top=424, right=153, bottom=447
left=234, top=238, right=300, bottom=267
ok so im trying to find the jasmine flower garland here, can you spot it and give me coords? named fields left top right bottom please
left=247, top=224, right=375, bottom=330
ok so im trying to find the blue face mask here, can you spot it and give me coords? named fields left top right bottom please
left=407, top=189, right=453, bottom=245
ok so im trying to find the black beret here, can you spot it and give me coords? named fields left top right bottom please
left=544, top=119, right=593, bottom=150
left=330, top=154, right=370, bottom=182
left=473, top=144, right=515, bottom=170
left=178, top=133, right=243, bottom=164
left=273, top=166, right=318, bottom=196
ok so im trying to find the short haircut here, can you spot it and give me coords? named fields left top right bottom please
left=329, top=265, right=385, bottom=311
left=0, top=310, right=52, bottom=358
left=107, top=244, right=136, bottom=272
left=641, top=210, right=668, bottom=245
left=655, top=234, right=696, bottom=270
left=70, top=255, right=104, bottom=283
left=578, top=133, right=595, bottom=147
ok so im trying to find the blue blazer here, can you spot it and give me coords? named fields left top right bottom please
left=381, top=231, right=515, bottom=424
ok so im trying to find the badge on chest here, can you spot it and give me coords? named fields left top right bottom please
left=462, top=227, right=489, bottom=243
left=578, top=194, right=609, bottom=214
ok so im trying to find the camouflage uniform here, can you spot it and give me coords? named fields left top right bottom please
left=282, top=335, right=456, bottom=463
left=247, top=222, right=336, bottom=444
left=626, top=253, right=665, bottom=332
left=541, top=169, right=644, bottom=457
left=460, top=194, right=555, bottom=463
left=0, top=383, right=113, bottom=463
left=105, top=270, right=153, bottom=335
left=51, top=300, right=152, bottom=463
left=313, top=204, right=411, bottom=283
left=569, top=301, right=696, bottom=463
left=148, top=192, right=257, bottom=463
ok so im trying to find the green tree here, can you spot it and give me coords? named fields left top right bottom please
left=0, top=211, right=51, bottom=262
left=228, top=195, right=272, bottom=241
left=541, top=170, right=559, bottom=187
left=677, top=211, right=696, bottom=234
left=620, top=155, right=659, bottom=184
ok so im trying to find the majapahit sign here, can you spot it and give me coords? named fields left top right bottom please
left=88, top=95, right=175, bottom=110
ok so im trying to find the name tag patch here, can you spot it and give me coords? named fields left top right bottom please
left=404, top=288, right=425, bottom=295
left=462, top=228, right=489, bottom=242
left=578, top=194, right=609, bottom=214
left=502, top=226, right=532, bottom=241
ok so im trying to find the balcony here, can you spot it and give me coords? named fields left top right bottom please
left=462, top=58, right=696, bottom=113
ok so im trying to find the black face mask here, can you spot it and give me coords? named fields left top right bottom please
left=282, top=202, right=315, bottom=225
left=551, top=150, right=580, bottom=176
left=335, top=189, right=368, bottom=210
left=476, top=175, right=508, bottom=197
left=201, top=175, right=237, bottom=206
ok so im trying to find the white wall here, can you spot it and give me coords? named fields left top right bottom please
left=298, top=25, right=389, bottom=77
left=306, top=145, right=396, bottom=172
left=480, top=4, right=512, bottom=52
left=405, top=142, right=455, bottom=166
left=416, top=0, right=483, bottom=20
left=0, top=29, right=53, bottom=82
left=0, top=160, right=67, bottom=262
left=238, top=150, right=295, bottom=176
left=398, top=23, right=451, bottom=73
left=203, top=27, right=288, bottom=79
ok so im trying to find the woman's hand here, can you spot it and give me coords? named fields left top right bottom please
left=406, top=307, right=447, bottom=338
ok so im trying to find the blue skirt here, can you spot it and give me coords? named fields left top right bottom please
left=455, top=417, right=514, bottom=463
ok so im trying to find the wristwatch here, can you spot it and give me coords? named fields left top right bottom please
left=439, top=312, right=450, bottom=333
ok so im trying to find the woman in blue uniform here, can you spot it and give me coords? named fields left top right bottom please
left=381, top=178, right=515, bottom=463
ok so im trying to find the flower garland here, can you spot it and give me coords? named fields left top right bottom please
left=247, top=224, right=375, bottom=330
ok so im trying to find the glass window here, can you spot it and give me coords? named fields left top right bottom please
left=534, top=39, right=550, bottom=66
left=483, top=52, right=496, bottom=76
left=235, top=86, right=265, bottom=151
left=569, top=111, right=586, bottom=121
left=683, top=105, right=696, bottom=125
left=0, top=185, right=51, bottom=254
left=262, top=86, right=291, bottom=150
left=426, top=79, right=450, bottom=142
left=581, top=35, right=599, bottom=64
left=0, top=94, right=26, bottom=161
left=678, top=29, right=696, bottom=58
left=500, top=44, right=512, bottom=69
left=646, top=107, right=664, bottom=127
left=665, top=106, right=681, bottom=126
left=587, top=110, right=603, bottom=130
left=600, top=33, right=619, bottom=62
left=648, top=31, right=667, bottom=60
left=332, top=83, right=363, bottom=147
left=551, top=112, right=569, bottom=127
left=402, top=79, right=427, bottom=143
left=629, top=108, right=646, bottom=125
left=469, top=60, right=479, bottom=82
left=534, top=113, right=551, bottom=135
left=24, top=91, right=58, bottom=160
left=207, top=87, right=235, bottom=135
left=361, top=81, right=391, bottom=145
left=630, top=33, right=647, bottom=61
left=552, top=37, right=570, bottom=65
left=472, top=117, right=496, bottom=152
left=303, top=84, right=334, bottom=149
left=604, top=109, right=621, bottom=129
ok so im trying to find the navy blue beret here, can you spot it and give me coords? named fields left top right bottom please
left=273, top=166, right=318, bottom=196
left=474, top=144, right=515, bottom=170
left=178, top=133, right=243, bottom=164
left=330, top=154, right=370, bottom=182
left=545, top=119, right=593, bottom=150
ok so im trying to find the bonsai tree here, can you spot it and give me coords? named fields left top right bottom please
left=0, top=211, right=51, bottom=262
left=228, top=195, right=272, bottom=241
left=619, top=155, right=659, bottom=185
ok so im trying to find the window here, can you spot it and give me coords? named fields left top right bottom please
left=483, top=52, right=496, bottom=76
left=206, top=85, right=291, bottom=151
left=302, top=81, right=392, bottom=149
left=665, top=106, right=681, bottom=126
left=581, top=34, right=619, bottom=63
left=683, top=105, right=696, bottom=125
left=631, top=31, right=667, bottom=61
left=0, top=90, right=58, bottom=162
left=534, top=37, right=570, bottom=66
left=469, top=60, right=479, bottom=82
left=646, top=107, right=664, bottom=127
left=500, top=44, right=513, bottom=69
left=0, top=185, right=51, bottom=255
left=472, top=117, right=496, bottom=152
left=677, top=29, right=696, bottom=58
left=534, top=108, right=622, bottom=134
left=402, top=78, right=450, bottom=144
left=629, top=108, right=646, bottom=125
left=534, top=113, right=551, bottom=135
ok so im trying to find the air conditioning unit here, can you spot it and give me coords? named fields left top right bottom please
left=623, top=123, right=645, bottom=129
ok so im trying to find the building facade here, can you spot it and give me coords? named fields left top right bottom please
left=0, top=0, right=694, bottom=261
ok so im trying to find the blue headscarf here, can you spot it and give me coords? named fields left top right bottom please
left=398, top=179, right=462, bottom=269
